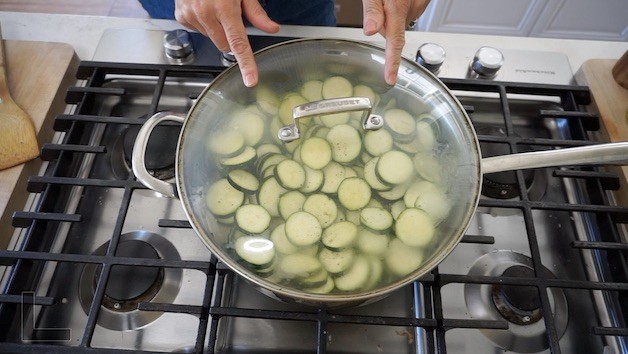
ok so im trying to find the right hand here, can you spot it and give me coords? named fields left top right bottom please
left=174, top=0, right=281, bottom=87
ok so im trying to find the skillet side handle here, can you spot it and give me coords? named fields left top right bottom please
left=132, top=112, right=185, bottom=198
left=482, top=142, right=628, bottom=174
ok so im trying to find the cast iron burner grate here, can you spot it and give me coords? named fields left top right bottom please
left=0, top=60, right=626, bottom=354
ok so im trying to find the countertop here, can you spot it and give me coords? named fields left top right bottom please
left=0, top=11, right=627, bottom=72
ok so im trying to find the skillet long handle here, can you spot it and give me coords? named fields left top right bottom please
left=481, top=142, right=628, bottom=174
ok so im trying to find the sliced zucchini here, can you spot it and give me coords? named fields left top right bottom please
left=414, top=186, right=451, bottom=223
left=337, top=177, right=371, bottom=211
left=235, top=204, right=271, bottom=234
left=279, top=253, right=323, bottom=279
left=364, top=129, right=393, bottom=157
left=258, top=177, right=287, bottom=217
left=415, top=120, right=436, bottom=152
left=235, top=236, right=275, bottom=267
left=227, top=169, right=260, bottom=194
left=300, top=137, right=332, bottom=170
left=303, top=193, right=338, bottom=228
left=376, top=150, right=414, bottom=185
left=377, top=180, right=410, bottom=201
left=270, top=223, right=298, bottom=254
left=319, top=248, right=355, bottom=274
left=257, top=153, right=288, bottom=176
left=322, top=221, right=358, bottom=251
left=285, top=211, right=322, bottom=246
left=353, top=84, right=377, bottom=105
left=360, top=207, right=394, bottom=232
left=322, top=76, right=353, bottom=99
left=278, top=190, right=307, bottom=220
left=254, top=85, right=280, bottom=115
left=300, top=166, right=325, bottom=194
left=357, top=228, right=389, bottom=256
left=385, top=238, right=424, bottom=277
left=365, top=256, right=383, bottom=289
left=208, top=130, right=245, bottom=158
left=334, top=255, right=369, bottom=291
left=364, top=157, right=392, bottom=191
left=279, top=94, right=307, bottom=125
left=275, top=159, right=306, bottom=190
left=220, top=146, right=256, bottom=168
left=320, top=112, right=351, bottom=128
left=308, top=276, right=335, bottom=294
left=413, top=152, right=443, bottom=183
left=391, top=200, right=407, bottom=220
left=343, top=166, right=358, bottom=179
left=256, top=143, right=282, bottom=159
left=206, top=178, right=245, bottom=217
left=299, top=268, right=330, bottom=289
left=300, top=80, right=324, bottom=102
left=233, top=111, right=265, bottom=146
left=395, top=208, right=435, bottom=247
left=403, top=180, right=439, bottom=208
left=326, top=124, right=362, bottom=163
left=384, top=109, right=416, bottom=139
left=321, top=161, right=346, bottom=194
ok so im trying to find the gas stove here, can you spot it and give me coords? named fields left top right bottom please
left=0, top=29, right=626, bottom=354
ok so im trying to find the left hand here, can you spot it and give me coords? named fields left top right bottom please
left=362, top=0, right=431, bottom=85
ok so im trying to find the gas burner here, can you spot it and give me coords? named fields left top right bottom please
left=464, top=250, right=568, bottom=353
left=111, top=122, right=179, bottom=180
left=78, top=231, right=182, bottom=331
left=477, top=126, right=540, bottom=199
left=491, top=265, right=543, bottom=326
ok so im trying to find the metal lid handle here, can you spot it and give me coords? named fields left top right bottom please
left=278, top=97, right=384, bottom=142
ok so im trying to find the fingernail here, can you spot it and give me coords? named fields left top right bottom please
left=386, top=72, right=397, bottom=85
left=364, top=19, right=377, bottom=35
left=244, top=73, right=256, bottom=87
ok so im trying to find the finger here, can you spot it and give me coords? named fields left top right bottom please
left=220, top=12, right=258, bottom=87
left=362, top=0, right=384, bottom=36
left=383, top=3, right=407, bottom=85
left=242, top=0, right=280, bottom=33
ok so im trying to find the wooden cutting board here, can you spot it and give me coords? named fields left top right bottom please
left=0, top=40, right=78, bottom=249
left=576, top=59, right=628, bottom=205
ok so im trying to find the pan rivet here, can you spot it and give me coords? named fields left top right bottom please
left=370, top=116, right=381, bottom=125
left=280, top=129, right=292, bottom=138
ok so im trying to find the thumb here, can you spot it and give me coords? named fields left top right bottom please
left=362, top=0, right=384, bottom=36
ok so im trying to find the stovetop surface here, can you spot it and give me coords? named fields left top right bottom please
left=0, top=32, right=626, bottom=354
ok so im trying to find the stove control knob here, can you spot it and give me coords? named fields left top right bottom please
left=163, top=29, right=194, bottom=60
left=222, top=51, right=237, bottom=63
left=471, top=46, right=504, bottom=77
left=415, top=43, right=446, bottom=73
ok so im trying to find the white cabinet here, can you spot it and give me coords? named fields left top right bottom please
left=417, top=0, right=628, bottom=41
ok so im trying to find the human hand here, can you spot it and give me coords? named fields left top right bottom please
left=362, top=0, right=431, bottom=85
left=174, top=0, right=281, bottom=87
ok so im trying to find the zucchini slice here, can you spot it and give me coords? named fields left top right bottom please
left=395, top=208, right=435, bottom=247
left=235, top=236, right=275, bottom=267
left=227, top=169, right=259, bottom=193
left=376, top=150, right=414, bottom=185
left=279, top=253, right=323, bottom=279
left=235, top=204, right=271, bottom=234
left=275, top=159, right=306, bottom=190
left=270, top=223, right=298, bottom=254
left=413, top=152, right=443, bottom=183
left=337, top=177, right=371, bottom=211
left=320, top=161, right=346, bottom=194
left=364, top=129, right=393, bottom=157
left=415, top=120, right=436, bottom=152
left=357, top=228, right=389, bottom=256
left=208, top=130, right=246, bottom=158
left=364, top=157, right=392, bottom=191
left=385, top=238, right=424, bottom=277
left=322, top=221, right=358, bottom=251
left=326, top=124, right=362, bottom=163
left=322, top=76, right=353, bottom=99
left=278, top=190, right=307, bottom=220
left=256, top=143, right=282, bottom=159
left=319, top=248, right=355, bottom=274
left=300, top=137, right=332, bottom=170
left=334, top=255, right=369, bottom=291
left=360, top=207, right=394, bottom=232
left=300, top=80, right=324, bottom=102
left=303, top=193, right=338, bottom=228
left=308, top=276, right=335, bottom=294
left=285, top=211, right=323, bottom=246
left=254, top=85, right=280, bottom=115
left=220, top=146, right=256, bottom=168
left=206, top=178, right=245, bottom=217
left=300, top=166, right=325, bottom=194
left=258, top=177, right=287, bottom=217
left=384, top=109, right=416, bottom=139
left=233, top=111, right=265, bottom=146
left=279, top=94, right=307, bottom=125
left=414, top=187, right=451, bottom=223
